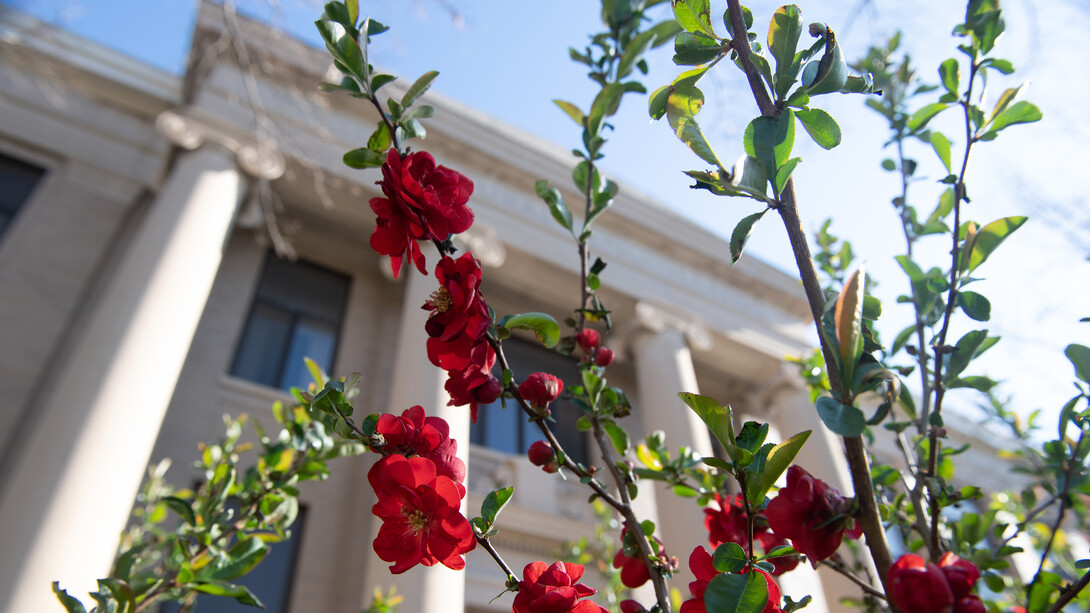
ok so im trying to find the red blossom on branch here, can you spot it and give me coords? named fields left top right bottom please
left=764, top=465, right=861, bottom=563
left=888, top=554, right=956, bottom=613
left=611, top=526, right=668, bottom=588
left=373, top=405, right=465, bottom=484
left=512, top=561, right=608, bottom=613
left=704, top=493, right=799, bottom=575
left=367, top=455, right=474, bottom=574
left=575, top=329, right=600, bottom=353
left=369, top=149, right=474, bottom=278
left=424, top=253, right=491, bottom=371
left=443, top=341, right=501, bottom=423
left=518, top=372, right=564, bottom=414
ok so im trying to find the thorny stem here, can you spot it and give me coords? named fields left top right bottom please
left=725, top=0, right=893, bottom=589
left=1045, top=571, right=1090, bottom=613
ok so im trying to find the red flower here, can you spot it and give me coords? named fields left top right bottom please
left=679, top=547, right=782, bottom=613
left=519, top=372, right=563, bottom=413
left=887, top=554, right=955, bottom=613
left=424, top=253, right=491, bottom=371
left=611, top=526, right=667, bottom=588
left=369, top=149, right=474, bottom=278
left=444, top=341, right=500, bottom=423
left=957, top=596, right=987, bottom=613
left=575, top=329, right=600, bottom=353
left=764, top=465, right=861, bottom=563
left=367, top=455, right=475, bottom=574
left=704, top=494, right=798, bottom=576
left=512, top=561, right=607, bottom=613
left=374, top=406, right=465, bottom=484
left=620, top=601, right=648, bottom=613
left=938, top=552, right=981, bottom=600
left=594, top=347, right=614, bottom=367
left=528, top=440, right=556, bottom=467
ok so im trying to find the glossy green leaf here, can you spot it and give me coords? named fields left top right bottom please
left=965, top=216, right=1027, bottom=272
left=1065, top=344, right=1090, bottom=383
left=94, top=578, right=135, bottom=613
left=367, top=123, right=391, bottom=153
left=801, top=26, right=847, bottom=95
left=343, top=147, right=385, bottom=169
left=678, top=393, right=734, bottom=450
left=983, top=100, right=1041, bottom=137
left=618, top=30, right=657, bottom=78
left=743, top=111, right=795, bottom=188
left=163, top=495, right=196, bottom=526
left=209, top=536, right=268, bottom=581
left=673, top=32, right=723, bottom=66
left=191, top=582, right=264, bottom=607
left=649, top=19, right=685, bottom=47
left=401, top=70, right=439, bottom=109
left=795, top=108, right=841, bottom=150
left=965, top=0, right=1005, bottom=55
left=667, top=84, right=722, bottom=168
left=767, top=5, right=803, bottom=98
left=815, top=396, right=866, bottom=437
left=481, top=486, right=514, bottom=525
left=572, top=161, right=601, bottom=195
left=929, top=131, right=952, bottom=172
left=603, top=420, right=631, bottom=454
left=315, top=19, right=367, bottom=82
left=53, top=583, right=88, bottom=613
left=673, top=0, right=716, bottom=38
left=944, top=329, right=988, bottom=382
left=759, top=430, right=811, bottom=501
left=588, top=83, right=625, bottom=136
left=938, top=58, right=960, bottom=93
left=553, top=99, right=585, bottom=127
left=713, top=542, right=749, bottom=573
left=730, top=209, right=768, bottom=264
left=957, top=291, right=991, bottom=321
left=534, top=180, right=573, bottom=232
left=907, top=102, right=952, bottom=131
left=705, top=571, right=769, bottom=613
left=500, top=312, right=561, bottom=348
left=773, top=157, right=801, bottom=196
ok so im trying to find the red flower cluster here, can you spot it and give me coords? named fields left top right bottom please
left=513, top=561, right=608, bottom=613
left=370, top=149, right=474, bottom=278
left=680, top=547, right=782, bottom=613
left=888, top=553, right=986, bottom=613
left=422, top=253, right=502, bottom=423
left=704, top=494, right=798, bottom=575
left=764, top=466, right=861, bottom=563
left=519, top=372, right=564, bottom=414
left=368, top=455, right=475, bottom=573
left=575, top=328, right=614, bottom=367
left=611, top=526, right=668, bottom=588
left=374, top=405, right=465, bottom=484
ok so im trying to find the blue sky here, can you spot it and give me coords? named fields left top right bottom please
left=8, top=0, right=1090, bottom=431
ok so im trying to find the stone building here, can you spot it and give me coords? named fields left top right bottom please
left=0, top=4, right=860, bottom=612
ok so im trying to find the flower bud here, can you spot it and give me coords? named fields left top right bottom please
left=527, top=440, right=555, bottom=466
left=575, top=329, right=600, bottom=353
left=956, top=595, right=987, bottom=613
left=620, top=600, right=649, bottom=613
left=475, top=376, right=503, bottom=404
left=518, top=372, right=563, bottom=412
left=888, top=554, right=955, bottom=613
left=594, top=346, right=615, bottom=367
left=938, top=552, right=980, bottom=600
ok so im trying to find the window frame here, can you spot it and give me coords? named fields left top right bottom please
left=0, top=148, right=48, bottom=242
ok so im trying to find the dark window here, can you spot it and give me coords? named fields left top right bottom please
left=159, top=507, right=306, bottom=613
left=0, top=152, right=45, bottom=238
left=230, top=255, right=349, bottom=391
left=470, top=339, right=589, bottom=465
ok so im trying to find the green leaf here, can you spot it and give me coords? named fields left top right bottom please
left=209, top=536, right=268, bottom=581
left=345, top=0, right=358, bottom=24
left=965, top=0, right=1005, bottom=55
left=907, top=102, right=952, bottom=131
left=944, top=329, right=989, bottom=382
left=730, top=209, right=768, bottom=264
left=618, top=30, right=657, bottom=78
left=588, top=83, right=625, bottom=136
left=191, top=582, right=264, bottom=607
left=705, top=571, right=769, bottom=613
left=773, top=157, right=801, bottom=196
left=678, top=393, right=735, bottom=449
left=94, top=578, right=135, bottom=613
left=163, top=495, right=197, bottom=526
left=315, top=19, right=367, bottom=82
left=938, top=58, right=960, bottom=94
left=957, top=291, right=991, bottom=321
left=603, top=420, right=631, bottom=454
left=367, top=123, right=391, bottom=154
left=712, top=542, right=749, bottom=573
left=801, top=26, right=847, bottom=95
left=343, top=147, right=385, bottom=169
left=553, top=99, right=585, bottom=127
left=767, top=5, right=803, bottom=99
left=534, top=180, right=573, bottom=232
left=929, top=131, right=952, bottom=172
left=500, top=312, right=561, bottom=348
left=481, top=486, right=514, bottom=525
left=673, top=32, right=725, bottom=66
left=815, top=396, right=866, bottom=437
left=983, top=100, right=1042, bottom=137
left=667, top=84, right=722, bottom=168
left=1065, top=344, right=1090, bottom=383
left=371, top=73, right=396, bottom=92
left=401, top=70, right=439, bottom=109
left=759, top=430, right=811, bottom=501
left=795, top=108, right=841, bottom=150
left=965, top=216, right=1027, bottom=273
left=743, top=111, right=795, bottom=189
left=53, top=583, right=88, bottom=613
left=673, top=0, right=716, bottom=38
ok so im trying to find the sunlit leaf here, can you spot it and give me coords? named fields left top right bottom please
left=705, top=571, right=769, bottom=613
left=730, top=209, right=768, bottom=263
left=667, top=84, right=723, bottom=168
left=795, top=108, right=841, bottom=149
left=499, top=312, right=561, bottom=348
left=966, top=216, right=1027, bottom=273
left=678, top=393, right=734, bottom=449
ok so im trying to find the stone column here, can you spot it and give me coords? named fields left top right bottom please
left=361, top=250, right=469, bottom=613
left=0, top=112, right=281, bottom=612
left=630, top=301, right=713, bottom=582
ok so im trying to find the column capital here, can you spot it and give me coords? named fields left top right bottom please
left=156, top=110, right=286, bottom=180
left=633, top=300, right=712, bottom=351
